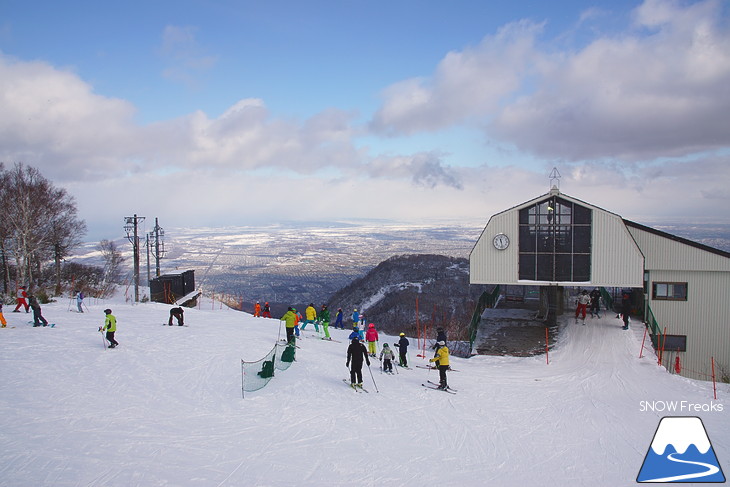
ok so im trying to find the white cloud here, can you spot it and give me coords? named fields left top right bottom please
left=370, top=20, right=543, bottom=135
left=496, top=0, right=730, bottom=161
left=371, top=0, right=730, bottom=162
left=0, top=53, right=144, bottom=180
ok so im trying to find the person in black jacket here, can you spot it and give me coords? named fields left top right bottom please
left=394, top=333, right=410, bottom=367
left=589, top=288, right=601, bottom=318
left=346, top=337, right=370, bottom=387
left=620, top=293, right=631, bottom=330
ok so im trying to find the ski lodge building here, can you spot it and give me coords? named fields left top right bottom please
left=469, top=187, right=730, bottom=382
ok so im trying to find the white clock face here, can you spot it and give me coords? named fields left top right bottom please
left=493, top=233, right=510, bottom=250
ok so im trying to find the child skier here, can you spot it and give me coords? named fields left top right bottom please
left=0, top=300, right=7, bottom=327
left=429, top=341, right=450, bottom=390
left=365, top=323, right=379, bottom=357
left=348, top=325, right=360, bottom=341
left=346, top=337, right=370, bottom=388
left=394, top=333, right=409, bottom=367
left=100, top=309, right=119, bottom=348
left=379, top=343, right=395, bottom=373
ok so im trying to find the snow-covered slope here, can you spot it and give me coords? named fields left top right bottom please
left=0, top=294, right=727, bottom=486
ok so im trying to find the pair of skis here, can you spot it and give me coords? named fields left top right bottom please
left=421, top=380, right=457, bottom=394
left=342, top=378, right=369, bottom=393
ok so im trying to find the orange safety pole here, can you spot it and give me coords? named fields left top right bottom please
left=712, top=357, right=717, bottom=400
left=639, top=327, right=647, bottom=358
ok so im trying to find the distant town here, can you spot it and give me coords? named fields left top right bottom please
left=68, top=220, right=730, bottom=309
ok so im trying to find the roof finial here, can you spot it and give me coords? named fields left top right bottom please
left=549, top=167, right=561, bottom=194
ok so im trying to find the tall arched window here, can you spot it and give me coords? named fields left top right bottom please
left=518, top=196, right=592, bottom=281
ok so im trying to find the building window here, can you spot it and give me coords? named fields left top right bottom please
left=518, top=196, right=592, bottom=281
left=652, top=282, right=688, bottom=301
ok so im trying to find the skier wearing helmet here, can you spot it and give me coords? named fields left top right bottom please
left=430, top=341, right=450, bottom=390
left=394, top=333, right=410, bottom=367
left=365, top=323, right=379, bottom=357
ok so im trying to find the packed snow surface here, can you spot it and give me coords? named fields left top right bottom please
left=0, top=293, right=727, bottom=486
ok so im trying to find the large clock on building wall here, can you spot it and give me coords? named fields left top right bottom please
left=493, top=233, right=510, bottom=250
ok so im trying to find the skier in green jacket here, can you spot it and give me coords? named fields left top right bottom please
left=100, top=309, right=119, bottom=348
left=319, top=304, right=331, bottom=340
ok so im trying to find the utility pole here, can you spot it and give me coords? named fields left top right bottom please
left=124, top=214, right=145, bottom=302
left=149, top=218, right=166, bottom=278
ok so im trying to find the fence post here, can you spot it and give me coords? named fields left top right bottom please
left=545, top=327, right=549, bottom=365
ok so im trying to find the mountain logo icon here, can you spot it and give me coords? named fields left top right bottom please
left=637, top=416, right=725, bottom=483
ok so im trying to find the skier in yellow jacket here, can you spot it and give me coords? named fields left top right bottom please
left=429, top=341, right=450, bottom=390
left=281, top=307, right=297, bottom=344
left=301, top=303, right=319, bottom=332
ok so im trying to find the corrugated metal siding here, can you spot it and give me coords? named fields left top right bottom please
left=470, top=199, right=644, bottom=287
left=470, top=211, right=520, bottom=284
left=591, top=211, right=644, bottom=287
left=628, top=226, right=730, bottom=272
left=649, top=270, right=730, bottom=381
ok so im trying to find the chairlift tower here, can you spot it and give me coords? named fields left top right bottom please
left=124, top=214, right=145, bottom=303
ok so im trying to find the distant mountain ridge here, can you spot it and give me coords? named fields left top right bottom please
left=326, top=254, right=488, bottom=338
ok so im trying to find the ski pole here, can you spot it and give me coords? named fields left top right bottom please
left=367, top=363, right=379, bottom=393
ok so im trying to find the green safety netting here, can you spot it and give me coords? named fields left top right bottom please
left=467, top=285, right=501, bottom=348
left=241, top=338, right=297, bottom=396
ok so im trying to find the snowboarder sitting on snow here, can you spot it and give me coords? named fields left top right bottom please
left=346, top=337, right=370, bottom=388
left=394, top=333, right=409, bottom=367
left=379, top=343, right=395, bottom=373
left=168, top=307, right=184, bottom=326
left=100, top=309, right=119, bottom=348
left=429, top=341, right=450, bottom=390
left=365, top=323, right=379, bottom=357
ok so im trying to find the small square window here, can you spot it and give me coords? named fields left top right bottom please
left=652, top=282, right=688, bottom=301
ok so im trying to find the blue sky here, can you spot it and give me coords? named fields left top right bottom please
left=1, top=0, right=729, bottom=240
